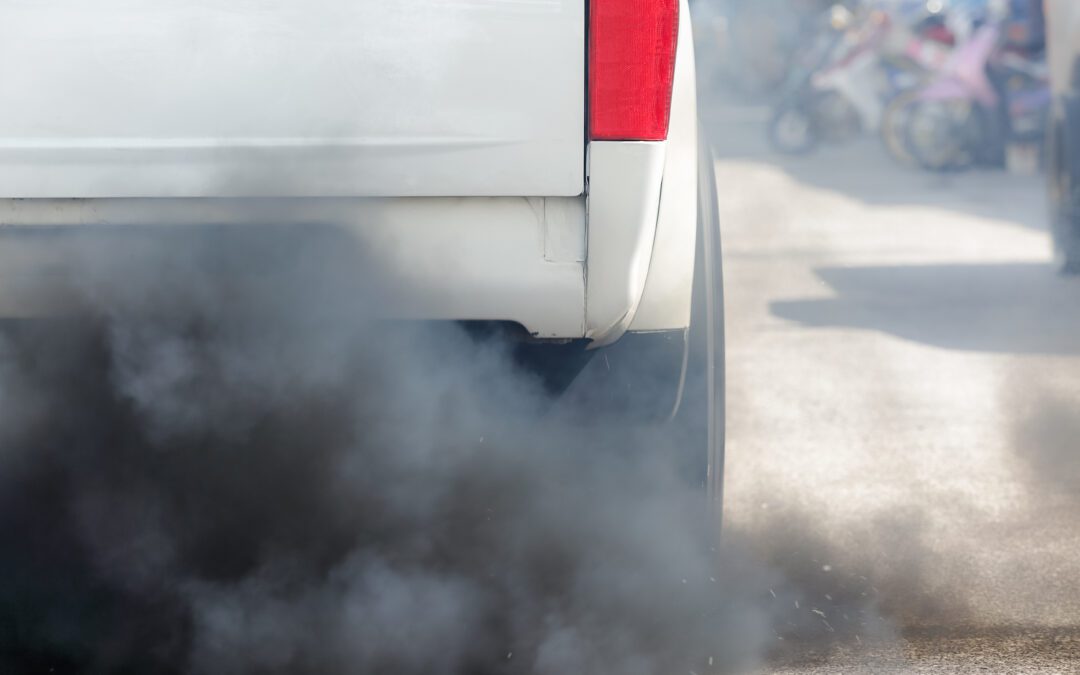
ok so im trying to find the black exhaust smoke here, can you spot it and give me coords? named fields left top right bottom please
left=0, top=226, right=793, bottom=674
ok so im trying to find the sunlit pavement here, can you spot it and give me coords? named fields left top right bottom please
left=707, top=106, right=1080, bottom=673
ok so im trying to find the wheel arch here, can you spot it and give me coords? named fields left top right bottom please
left=626, top=0, right=700, bottom=334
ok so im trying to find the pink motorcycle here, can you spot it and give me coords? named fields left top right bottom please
left=902, top=22, right=1050, bottom=171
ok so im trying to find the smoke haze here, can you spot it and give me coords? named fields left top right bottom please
left=0, top=226, right=792, bottom=674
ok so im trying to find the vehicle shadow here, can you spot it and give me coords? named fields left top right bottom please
left=770, top=262, right=1080, bottom=355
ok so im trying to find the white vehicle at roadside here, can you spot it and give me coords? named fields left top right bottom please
left=0, top=0, right=723, bottom=497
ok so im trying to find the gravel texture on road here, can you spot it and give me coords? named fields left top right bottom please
left=709, top=106, right=1080, bottom=673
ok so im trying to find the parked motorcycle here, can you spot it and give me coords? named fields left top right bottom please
left=899, top=22, right=1049, bottom=171
left=768, top=2, right=948, bottom=155
left=769, top=5, right=894, bottom=154
left=879, top=10, right=958, bottom=165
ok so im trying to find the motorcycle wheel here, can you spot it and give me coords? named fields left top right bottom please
left=1048, top=109, right=1080, bottom=274
left=906, top=99, right=976, bottom=172
left=881, top=90, right=921, bottom=167
left=768, top=102, right=819, bottom=155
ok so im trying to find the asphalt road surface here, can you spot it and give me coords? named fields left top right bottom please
left=707, top=107, right=1080, bottom=673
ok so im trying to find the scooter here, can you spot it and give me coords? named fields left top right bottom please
left=769, top=5, right=895, bottom=154
left=900, top=21, right=1049, bottom=171
left=879, top=9, right=958, bottom=165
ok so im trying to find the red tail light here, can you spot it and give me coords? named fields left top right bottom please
left=588, top=0, right=679, bottom=141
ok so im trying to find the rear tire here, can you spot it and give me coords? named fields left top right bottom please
left=906, top=99, right=974, bottom=172
left=678, top=132, right=726, bottom=517
left=1048, top=108, right=1080, bottom=275
left=554, top=132, right=726, bottom=521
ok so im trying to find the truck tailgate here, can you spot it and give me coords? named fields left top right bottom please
left=0, top=0, right=585, bottom=198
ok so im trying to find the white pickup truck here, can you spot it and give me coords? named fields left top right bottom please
left=1047, top=0, right=1080, bottom=272
left=0, top=0, right=722, bottom=493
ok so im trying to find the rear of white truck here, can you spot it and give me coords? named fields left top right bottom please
left=0, top=0, right=722, bottom=492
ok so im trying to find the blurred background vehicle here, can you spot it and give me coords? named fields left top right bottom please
left=697, top=0, right=1049, bottom=173
left=900, top=15, right=1048, bottom=172
left=1045, top=0, right=1080, bottom=273
left=766, top=1, right=955, bottom=155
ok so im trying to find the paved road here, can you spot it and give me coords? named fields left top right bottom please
left=707, top=107, right=1080, bottom=673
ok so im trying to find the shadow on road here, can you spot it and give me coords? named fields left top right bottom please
left=770, top=263, right=1080, bottom=355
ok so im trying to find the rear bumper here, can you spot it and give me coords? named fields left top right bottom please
left=0, top=196, right=589, bottom=337
left=0, top=144, right=690, bottom=345
left=0, top=139, right=686, bottom=341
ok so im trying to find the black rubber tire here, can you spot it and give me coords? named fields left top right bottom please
left=677, top=131, right=726, bottom=518
left=906, top=99, right=974, bottom=172
left=549, top=131, right=725, bottom=525
left=553, top=132, right=726, bottom=519
left=1048, top=110, right=1080, bottom=275
left=881, top=90, right=921, bottom=168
